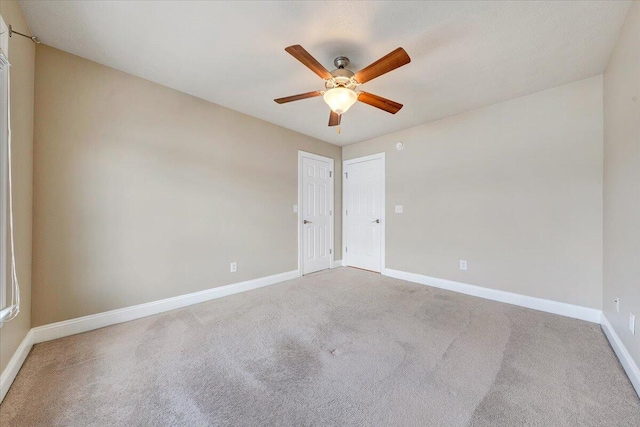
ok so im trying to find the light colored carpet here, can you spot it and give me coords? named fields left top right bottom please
left=1, top=267, right=639, bottom=426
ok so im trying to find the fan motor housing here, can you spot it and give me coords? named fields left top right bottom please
left=326, top=66, right=357, bottom=90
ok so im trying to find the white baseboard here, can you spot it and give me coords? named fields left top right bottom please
left=31, top=269, right=299, bottom=344
left=601, top=313, right=640, bottom=397
left=382, top=268, right=602, bottom=323
left=0, top=330, right=33, bottom=403
left=332, top=259, right=343, bottom=268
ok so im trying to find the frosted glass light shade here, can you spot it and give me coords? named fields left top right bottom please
left=323, top=88, right=358, bottom=115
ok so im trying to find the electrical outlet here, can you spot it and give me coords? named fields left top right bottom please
left=459, top=260, right=467, bottom=270
left=395, top=205, right=403, bottom=213
left=615, top=297, right=620, bottom=313
left=230, top=262, right=237, bottom=273
left=630, top=313, right=635, bottom=335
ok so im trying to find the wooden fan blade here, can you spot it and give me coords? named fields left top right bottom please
left=358, top=92, right=403, bottom=114
left=285, top=45, right=333, bottom=80
left=354, top=48, right=411, bottom=84
left=328, top=110, right=341, bottom=126
left=274, top=91, right=322, bottom=104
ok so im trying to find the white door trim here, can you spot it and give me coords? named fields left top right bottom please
left=343, top=152, right=385, bottom=273
left=298, top=151, right=335, bottom=276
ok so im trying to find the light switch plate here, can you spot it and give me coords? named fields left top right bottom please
left=395, top=205, right=403, bottom=213
left=293, top=205, right=298, bottom=213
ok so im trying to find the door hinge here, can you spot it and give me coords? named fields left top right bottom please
left=330, top=249, right=332, bottom=254
left=345, top=246, right=348, bottom=253
left=345, top=172, right=348, bottom=179
left=346, top=209, right=348, bottom=216
left=330, top=210, right=332, bottom=216
left=329, top=171, right=332, bottom=178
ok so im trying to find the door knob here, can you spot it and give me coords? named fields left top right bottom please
left=304, top=220, right=312, bottom=224
left=373, top=219, right=380, bottom=223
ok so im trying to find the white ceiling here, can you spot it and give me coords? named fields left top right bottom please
left=19, top=1, right=630, bottom=146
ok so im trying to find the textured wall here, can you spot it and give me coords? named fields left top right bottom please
left=32, top=45, right=341, bottom=326
left=344, top=76, right=604, bottom=309
left=603, top=2, right=640, bottom=367
left=0, top=0, right=34, bottom=374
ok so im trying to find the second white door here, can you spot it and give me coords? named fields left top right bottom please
left=344, top=154, right=384, bottom=272
left=301, top=154, right=333, bottom=275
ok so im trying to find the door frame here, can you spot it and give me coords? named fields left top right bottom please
left=298, top=151, right=335, bottom=276
left=342, top=152, right=386, bottom=273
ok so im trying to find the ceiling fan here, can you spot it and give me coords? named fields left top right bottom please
left=274, top=45, right=411, bottom=129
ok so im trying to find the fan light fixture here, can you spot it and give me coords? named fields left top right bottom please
left=323, top=87, right=358, bottom=115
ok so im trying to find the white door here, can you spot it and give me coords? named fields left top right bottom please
left=301, top=153, right=333, bottom=275
left=344, top=154, right=384, bottom=272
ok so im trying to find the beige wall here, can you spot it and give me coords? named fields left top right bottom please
left=32, top=45, right=341, bottom=326
left=0, top=0, right=34, bottom=374
left=603, top=2, right=639, bottom=366
left=344, top=76, right=604, bottom=309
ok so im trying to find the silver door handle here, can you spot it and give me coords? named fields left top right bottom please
left=304, top=220, right=312, bottom=224
left=373, top=219, right=380, bottom=223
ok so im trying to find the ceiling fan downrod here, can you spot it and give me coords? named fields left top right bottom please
left=334, top=56, right=350, bottom=70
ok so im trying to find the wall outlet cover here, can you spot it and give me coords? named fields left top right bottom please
left=395, top=205, right=403, bottom=213
left=230, top=262, right=238, bottom=273
left=460, top=260, right=468, bottom=270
